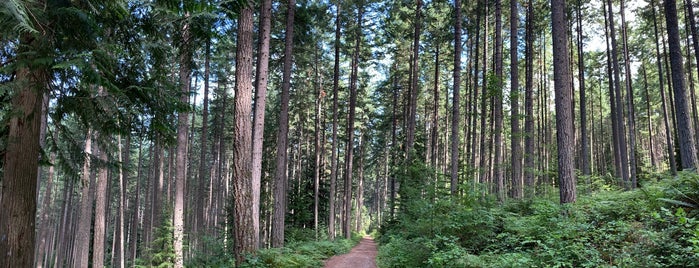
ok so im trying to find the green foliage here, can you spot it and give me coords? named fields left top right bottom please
left=378, top=173, right=699, bottom=267
left=239, top=235, right=360, bottom=268
left=137, top=209, right=176, bottom=268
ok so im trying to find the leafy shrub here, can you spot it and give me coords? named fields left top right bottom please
left=377, top=173, right=699, bottom=268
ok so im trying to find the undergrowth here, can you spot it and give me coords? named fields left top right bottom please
left=187, top=230, right=362, bottom=268
left=377, top=171, right=699, bottom=267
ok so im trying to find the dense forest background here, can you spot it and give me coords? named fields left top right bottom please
left=2, top=0, right=699, bottom=267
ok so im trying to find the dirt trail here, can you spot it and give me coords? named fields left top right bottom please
left=323, top=236, right=378, bottom=268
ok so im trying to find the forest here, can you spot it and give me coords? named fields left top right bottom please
left=3, top=0, right=699, bottom=267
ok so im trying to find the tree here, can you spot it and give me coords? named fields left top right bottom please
left=551, top=0, right=577, bottom=203
left=665, top=0, right=698, bottom=170
left=510, top=0, right=522, bottom=199
left=523, top=0, right=535, bottom=194
left=576, top=0, right=590, bottom=176
left=329, top=1, right=341, bottom=240
left=494, top=0, right=505, bottom=202
left=406, top=0, right=422, bottom=157
left=0, top=4, right=46, bottom=267
left=344, top=3, right=364, bottom=239
left=232, top=1, right=258, bottom=262
left=173, top=11, right=192, bottom=268
left=272, top=0, right=296, bottom=248
left=451, top=0, right=462, bottom=195
left=252, top=0, right=271, bottom=246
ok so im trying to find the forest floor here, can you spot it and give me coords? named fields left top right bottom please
left=323, top=236, right=378, bottom=268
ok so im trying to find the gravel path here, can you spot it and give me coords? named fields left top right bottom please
left=323, top=236, right=378, bottom=268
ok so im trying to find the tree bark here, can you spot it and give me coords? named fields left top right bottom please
left=620, top=0, right=638, bottom=188
left=174, top=12, right=191, bottom=268
left=329, top=1, right=341, bottom=240
left=510, top=0, right=522, bottom=199
left=92, top=140, right=109, bottom=268
left=576, top=0, right=590, bottom=176
left=252, top=0, right=271, bottom=245
left=272, top=0, right=295, bottom=248
left=651, top=0, right=677, bottom=174
left=451, top=0, right=462, bottom=195
left=232, top=2, right=258, bottom=262
left=524, top=0, right=535, bottom=195
left=344, top=4, right=363, bottom=239
left=406, top=0, right=422, bottom=158
left=665, top=0, right=698, bottom=169
left=73, top=130, right=94, bottom=268
left=494, top=0, right=505, bottom=202
left=0, top=32, right=45, bottom=268
left=552, top=0, right=577, bottom=203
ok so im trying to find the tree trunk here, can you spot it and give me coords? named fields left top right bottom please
left=552, top=0, right=577, bottom=203
left=196, top=35, right=212, bottom=246
left=329, top=1, right=341, bottom=240
left=620, top=0, right=638, bottom=188
left=73, top=130, right=94, bottom=268
left=479, top=0, right=490, bottom=187
left=0, top=32, right=45, bottom=268
left=251, top=0, right=271, bottom=245
left=510, top=0, right=522, bottom=199
left=651, top=0, right=677, bottom=174
left=174, top=13, right=191, bottom=268
left=451, top=0, right=462, bottom=195
left=314, top=42, right=323, bottom=240
left=494, top=0, right=505, bottom=202
left=344, top=5, right=363, bottom=239
left=92, top=140, right=109, bottom=268
left=576, top=0, right=590, bottom=176
left=665, top=0, right=698, bottom=169
left=232, top=2, right=258, bottom=262
left=406, top=0, right=422, bottom=157
left=524, top=0, right=536, bottom=195
left=272, top=0, right=295, bottom=248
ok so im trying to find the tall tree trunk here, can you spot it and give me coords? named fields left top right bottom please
left=174, top=13, right=191, bottom=268
left=451, top=0, right=462, bottom=195
left=344, top=5, right=363, bottom=239
left=0, top=32, right=45, bottom=268
left=479, top=0, right=490, bottom=187
left=196, top=35, right=211, bottom=244
left=92, top=140, right=109, bottom=268
left=494, top=0, right=505, bottom=202
left=432, top=46, right=440, bottom=169
left=329, top=1, right=342, bottom=239
left=652, top=0, right=677, bottom=174
left=620, top=0, right=638, bottom=189
left=524, top=0, right=536, bottom=195
left=576, top=0, right=590, bottom=176
left=684, top=0, right=699, bottom=144
left=510, top=0, right=522, bottom=199
left=251, top=0, right=271, bottom=245
left=665, top=0, right=698, bottom=169
left=73, top=130, right=94, bottom=268
left=35, top=152, right=55, bottom=268
left=232, top=2, right=258, bottom=262
left=272, top=0, right=295, bottom=248
left=642, top=66, right=658, bottom=168
left=313, top=43, right=323, bottom=240
left=355, top=134, right=366, bottom=233
left=606, top=0, right=630, bottom=186
left=552, top=0, right=577, bottom=203
left=406, top=0, right=422, bottom=157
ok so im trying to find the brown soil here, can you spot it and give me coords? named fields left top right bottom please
left=323, top=236, right=378, bottom=268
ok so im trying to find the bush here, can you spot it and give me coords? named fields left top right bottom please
left=377, top=174, right=699, bottom=268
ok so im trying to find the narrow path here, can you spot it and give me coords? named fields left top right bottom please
left=323, top=236, right=378, bottom=268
